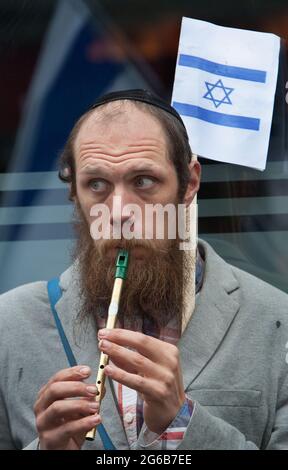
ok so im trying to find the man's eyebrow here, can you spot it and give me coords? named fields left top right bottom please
left=79, top=163, right=164, bottom=175
left=79, top=165, right=105, bottom=175
left=125, top=164, right=163, bottom=175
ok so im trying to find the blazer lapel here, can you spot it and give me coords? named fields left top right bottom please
left=178, top=239, right=240, bottom=390
left=54, top=263, right=129, bottom=450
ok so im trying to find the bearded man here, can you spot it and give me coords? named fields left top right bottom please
left=0, top=90, right=287, bottom=450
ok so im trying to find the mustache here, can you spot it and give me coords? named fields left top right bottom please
left=94, top=237, right=171, bottom=259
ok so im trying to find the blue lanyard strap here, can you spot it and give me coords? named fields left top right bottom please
left=47, top=278, right=116, bottom=450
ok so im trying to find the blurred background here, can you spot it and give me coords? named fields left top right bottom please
left=0, top=0, right=287, bottom=293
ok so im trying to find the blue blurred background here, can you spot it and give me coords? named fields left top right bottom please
left=0, top=0, right=287, bottom=293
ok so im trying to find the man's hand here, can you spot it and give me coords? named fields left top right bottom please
left=98, top=328, right=186, bottom=435
left=34, top=366, right=101, bottom=450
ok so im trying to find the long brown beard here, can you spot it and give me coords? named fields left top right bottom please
left=73, top=202, right=193, bottom=332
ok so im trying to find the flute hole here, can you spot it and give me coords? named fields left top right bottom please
left=97, top=381, right=101, bottom=384
left=100, top=365, right=104, bottom=369
left=96, top=391, right=100, bottom=396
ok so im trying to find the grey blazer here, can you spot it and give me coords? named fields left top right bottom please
left=0, top=239, right=287, bottom=450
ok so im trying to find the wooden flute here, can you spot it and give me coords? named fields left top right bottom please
left=86, top=249, right=129, bottom=441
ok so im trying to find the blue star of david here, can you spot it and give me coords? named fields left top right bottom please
left=203, top=79, right=234, bottom=108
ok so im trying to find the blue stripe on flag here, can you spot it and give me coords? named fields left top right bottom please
left=173, top=101, right=260, bottom=131
left=179, top=54, right=267, bottom=83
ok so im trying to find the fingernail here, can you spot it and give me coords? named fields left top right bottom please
left=86, top=385, right=97, bottom=395
left=99, top=340, right=109, bottom=349
left=105, top=365, right=113, bottom=375
left=98, top=329, right=108, bottom=338
left=90, top=415, right=100, bottom=424
left=89, top=402, right=99, bottom=410
left=79, top=367, right=90, bottom=376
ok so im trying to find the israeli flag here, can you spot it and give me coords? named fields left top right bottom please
left=172, top=17, right=280, bottom=170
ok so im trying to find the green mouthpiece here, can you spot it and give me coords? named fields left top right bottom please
left=115, top=249, right=129, bottom=279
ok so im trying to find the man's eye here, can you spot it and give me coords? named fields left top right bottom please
left=135, top=176, right=155, bottom=188
left=89, top=179, right=107, bottom=192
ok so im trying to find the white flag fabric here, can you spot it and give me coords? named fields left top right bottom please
left=172, top=17, right=280, bottom=170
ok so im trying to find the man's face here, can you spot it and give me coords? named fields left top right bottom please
left=72, top=101, right=199, bottom=329
left=74, top=102, right=179, bottom=258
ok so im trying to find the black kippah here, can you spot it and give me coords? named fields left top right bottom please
left=89, top=88, right=186, bottom=129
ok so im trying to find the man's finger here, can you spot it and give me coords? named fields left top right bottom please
left=99, top=340, right=165, bottom=379
left=37, top=366, right=91, bottom=399
left=34, top=381, right=98, bottom=414
left=36, top=398, right=100, bottom=431
left=103, top=363, right=158, bottom=399
left=39, top=413, right=101, bottom=450
left=98, top=328, right=179, bottom=366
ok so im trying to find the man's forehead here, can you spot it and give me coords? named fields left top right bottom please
left=75, top=101, right=168, bottom=149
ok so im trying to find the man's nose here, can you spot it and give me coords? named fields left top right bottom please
left=108, top=191, right=134, bottom=230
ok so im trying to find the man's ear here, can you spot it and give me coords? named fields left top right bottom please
left=183, top=160, right=201, bottom=207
